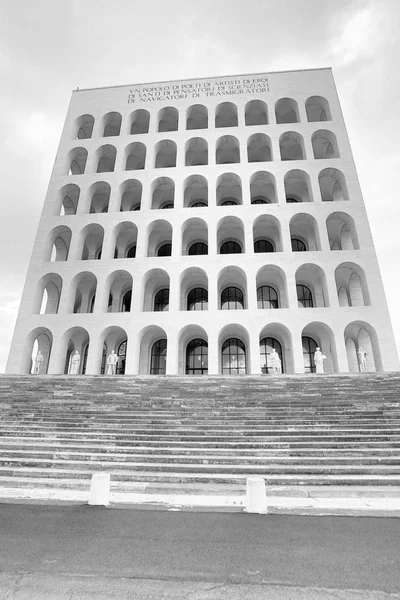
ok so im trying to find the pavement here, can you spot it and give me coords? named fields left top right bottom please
left=1, top=504, right=400, bottom=599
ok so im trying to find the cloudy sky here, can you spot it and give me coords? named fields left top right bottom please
left=1, top=0, right=399, bottom=372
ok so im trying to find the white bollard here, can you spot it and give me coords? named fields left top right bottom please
left=88, top=473, right=110, bottom=506
left=245, top=476, right=268, bottom=513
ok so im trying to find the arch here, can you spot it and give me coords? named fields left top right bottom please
left=184, top=174, right=208, bottom=207
left=256, top=265, right=288, bottom=308
left=185, top=137, right=208, bottom=166
left=46, top=226, right=72, bottom=262
left=290, top=213, right=321, bottom=251
left=218, top=266, right=247, bottom=309
left=87, top=181, right=111, bottom=213
left=151, top=177, right=175, bottom=210
left=259, top=323, right=294, bottom=374
left=99, top=326, right=128, bottom=374
left=112, top=222, right=138, bottom=259
left=104, top=271, right=133, bottom=313
left=158, top=106, right=179, bottom=132
left=218, top=324, right=250, bottom=374
left=335, top=262, right=370, bottom=306
left=181, top=217, right=208, bottom=255
left=280, top=131, right=305, bottom=160
left=319, top=168, right=349, bottom=202
left=186, top=104, right=208, bottom=130
left=57, top=184, right=80, bottom=216
left=125, top=142, right=146, bottom=170
left=68, top=272, right=97, bottom=314
left=130, top=109, right=150, bottom=135
left=179, top=267, right=208, bottom=311
left=296, top=264, right=329, bottom=307
left=301, top=322, right=338, bottom=373
left=275, top=98, right=299, bottom=124
left=22, top=327, right=53, bottom=375
left=284, top=169, right=313, bottom=203
left=250, top=171, right=277, bottom=204
left=77, top=223, right=104, bottom=260
left=312, top=130, right=340, bottom=159
left=216, top=173, right=242, bottom=206
left=147, top=220, right=172, bottom=256
left=67, top=147, right=87, bottom=175
left=326, top=212, right=359, bottom=250
left=253, top=214, right=282, bottom=252
left=34, top=273, right=63, bottom=314
left=344, top=321, right=382, bottom=372
left=177, top=325, right=209, bottom=375
left=245, top=100, right=268, bottom=126
left=247, top=133, right=272, bottom=162
left=216, top=135, right=240, bottom=164
left=95, top=144, right=116, bottom=173
left=119, top=179, right=142, bottom=211
left=142, top=268, right=170, bottom=311
left=306, top=96, right=331, bottom=122
left=102, top=111, right=122, bottom=137
left=61, top=327, right=90, bottom=374
left=217, top=215, right=245, bottom=253
left=215, top=102, right=238, bottom=128
left=155, top=139, right=177, bottom=168
left=138, top=325, right=168, bottom=374
left=75, top=114, right=94, bottom=139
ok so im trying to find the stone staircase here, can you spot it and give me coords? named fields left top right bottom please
left=1, top=373, right=400, bottom=497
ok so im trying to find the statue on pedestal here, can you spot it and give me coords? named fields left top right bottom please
left=69, top=350, right=81, bottom=375
left=313, top=347, right=327, bottom=374
left=33, top=350, right=44, bottom=375
left=269, top=349, right=282, bottom=374
left=107, top=350, right=119, bottom=375
left=357, top=347, right=368, bottom=372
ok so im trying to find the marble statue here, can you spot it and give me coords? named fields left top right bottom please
left=69, top=350, right=81, bottom=375
left=269, top=349, right=282, bottom=374
left=33, top=350, right=44, bottom=375
left=357, top=347, right=367, bottom=372
left=107, top=350, right=119, bottom=375
left=313, top=347, right=327, bottom=374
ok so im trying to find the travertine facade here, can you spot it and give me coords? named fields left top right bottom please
left=6, top=68, right=399, bottom=375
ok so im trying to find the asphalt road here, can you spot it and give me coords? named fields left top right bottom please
left=1, top=503, right=400, bottom=599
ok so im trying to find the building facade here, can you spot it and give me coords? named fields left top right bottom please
left=6, top=68, right=400, bottom=376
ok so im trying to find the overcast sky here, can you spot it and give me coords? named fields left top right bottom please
left=1, top=0, right=400, bottom=372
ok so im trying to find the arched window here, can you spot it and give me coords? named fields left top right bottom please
left=117, top=340, right=127, bottom=374
left=257, top=286, right=278, bottom=309
left=150, top=339, right=167, bottom=374
left=126, top=245, right=136, bottom=258
left=221, top=338, right=246, bottom=374
left=161, top=203, right=173, bottom=209
left=220, top=240, right=241, bottom=254
left=297, top=285, right=313, bottom=308
left=190, top=201, right=207, bottom=208
left=154, top=288, right=169, bottom=311
left=302, top=336, right=317, bottom=373
left=122, top=290, right=131, bottom=312
left=187, top=287, right=208, bottom=311
left=254, top=239, right=274, bottom=253
left=186, top=338, right=208, bottom=374
left=251, top=197, right=269, bottom=205
left=157, top=243, right=172, bottom=257
left=291, top=238, right=307, bottom=252
left=260, top=337, right=283, bottom=374
left=286, top=197, right=299, bottom=203
left=188, top=242, right=208, bottom=255
left=220, top=199, right=238, bottom=206
left=221, top=287, right=244, bottom=310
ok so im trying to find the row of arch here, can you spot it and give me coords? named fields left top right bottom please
left=67, top=130, right=340, bottom=174
left=36, top=262, right=370, bottom=316
left=75, top=97, right=332, bottom=139
left=58, top=169, right=348, bottom=215
left=47, top=212, right=359, bottom=263
left=26, top=319, right=381, bottom=377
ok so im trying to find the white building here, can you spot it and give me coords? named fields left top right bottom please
left=6, top=68, right=399, bottom=376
